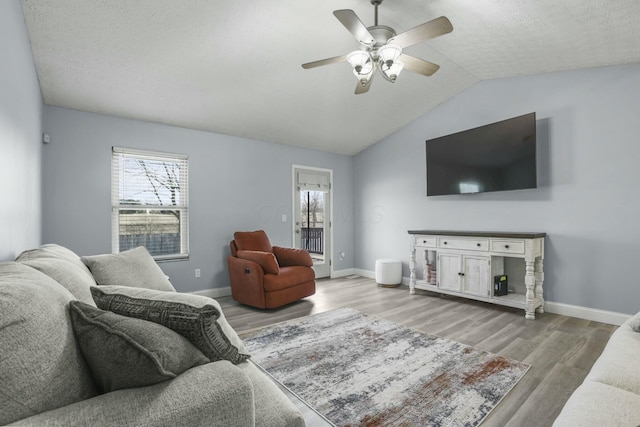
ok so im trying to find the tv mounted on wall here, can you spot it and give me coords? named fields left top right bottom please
left=426, top=112, right=537, bottom=196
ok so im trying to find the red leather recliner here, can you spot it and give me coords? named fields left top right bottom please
left=227, top=230, right=316, bottom=308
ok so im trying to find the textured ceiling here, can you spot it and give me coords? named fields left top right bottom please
left=21, top=0, right=640, bottom=155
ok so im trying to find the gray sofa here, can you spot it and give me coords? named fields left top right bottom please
left=554, top=315, right=640, bottom=426
left=0, top=244, right=304, bottom=427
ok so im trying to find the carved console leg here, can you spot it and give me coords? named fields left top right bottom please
left=535, top=257, right=545, bottom=314
left=524, top=260, right=536, bottom=320
left=409, top=247, right=416, bottom=295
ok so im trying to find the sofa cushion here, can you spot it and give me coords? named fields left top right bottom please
left=15, top=362, right=257, bottom=427
left=91, top=286, right=251, bottom=364
left=69, top=301, right=209, bottom=393
left=17, top=257, right=97, bottom=305
left=263, top=266, right=316, bottom=292
left=629, top=311, right=640, bottom=332
left=16, top=243, right=94, bottom=276
left=0, top=262, right=98, bottom=425
left=237, top=250, right=280, bottom=274
left=583, top=320, right=640, bottom=395
left=16, top=244, right=97, bottom=304
left=553, top=381, right=640, bottom=427
left=239, top=361, right=305, bottom=427
left=82, top=246, right=175, bottom=291
left=234, top=230, right=273, bottom=252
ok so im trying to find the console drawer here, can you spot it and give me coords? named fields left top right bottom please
left=414, top=236, right=437, bottom=248
left=490, top=239, right=525, bottom=254
left=438, top=237, right=489, bottom=251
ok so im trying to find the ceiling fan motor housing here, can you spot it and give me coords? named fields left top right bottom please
left=360, top=25, right=396, bottom=60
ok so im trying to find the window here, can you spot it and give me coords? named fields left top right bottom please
left=111, top=147, right=189, bottom=260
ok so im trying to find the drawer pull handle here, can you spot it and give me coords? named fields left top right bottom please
left=423, top=240, right=427, bottom=243
left=505, top=245, right=510, bottom=249
left=477, top=243, right=481, bottom=247
left=458, top=272, right=465, bottom=276
left=443, top=241, right=448, bottom=245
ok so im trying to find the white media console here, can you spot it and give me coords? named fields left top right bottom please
left=408, top=230, right=546, bottom=319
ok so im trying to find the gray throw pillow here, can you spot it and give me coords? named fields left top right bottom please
left=82, top=246, right=175, bottom=291
left=91, top=286, right=251, bottom=364
left=69, top=301, right=209, bottom=393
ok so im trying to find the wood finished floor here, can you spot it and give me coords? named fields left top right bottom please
left=218, top=276, right=617, bottom=427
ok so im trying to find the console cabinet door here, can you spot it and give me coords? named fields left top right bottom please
left=437, top=253, right=462, bottom=291
left=462, top=255, right=491, bottom=297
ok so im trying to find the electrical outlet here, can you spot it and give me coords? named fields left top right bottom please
left=195, top=269, right=201, bottom=278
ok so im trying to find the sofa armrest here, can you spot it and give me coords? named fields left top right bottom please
left=11, top=361, right=255, bottom=427
left=272, top=246, right=313, bottom=267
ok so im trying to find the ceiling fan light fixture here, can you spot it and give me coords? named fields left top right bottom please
left=347, top=50, right=372, bottom=74
left=380, top=60, right=404, bottom=82
left=377, top=44, right=402, bottom=64
left=354, top=69, right=374, bottom=86
left=301, top=4, right=452, bottom=94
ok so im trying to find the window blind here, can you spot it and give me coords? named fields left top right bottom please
left=111, top=147, right=189, bottom=260
left=297, top=172, right=330, bottom=191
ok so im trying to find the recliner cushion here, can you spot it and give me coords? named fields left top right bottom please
left=263, top=266, right=316, bottom=292
left=272, top=246, right=314, bottom=267
left=234, top=230, right=272, bottom=252
left=0, top=262, right=98, bottom=425
left=236, top=250, right=280, bottom=274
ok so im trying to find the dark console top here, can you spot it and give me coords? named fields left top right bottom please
left=407, top=230, right=546, bottom=239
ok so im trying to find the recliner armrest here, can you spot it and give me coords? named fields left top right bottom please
left=236, top=250, right=280, bottom=274
left=11, top=362, right=255, bottom=427
left=272, top=246, right=313, bottom=267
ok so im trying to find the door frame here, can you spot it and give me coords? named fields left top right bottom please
left=291, top=164, right=333, bottom=278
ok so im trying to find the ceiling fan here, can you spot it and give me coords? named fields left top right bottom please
left=302, top=0, right=453, bottom=94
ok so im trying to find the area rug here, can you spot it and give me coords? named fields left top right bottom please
left=243, top=308, right=529, bottom=427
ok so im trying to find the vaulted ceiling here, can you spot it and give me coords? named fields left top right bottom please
left=21, top=0, right=640, bottom=155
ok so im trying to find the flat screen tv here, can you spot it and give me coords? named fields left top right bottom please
left=426, top=112, right=537, bottom=196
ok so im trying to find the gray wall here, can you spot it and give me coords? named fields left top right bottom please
left=41, top=106, right=354, bottom=292
left=0, top=0, right=42, bottom=260
left=354, top=63, right=640, bottom=315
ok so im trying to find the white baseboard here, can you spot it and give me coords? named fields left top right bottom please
left=190, top=287, right=232, bottom=298
left=331, top=268, right=355, bottom=278
left=353, top=268, right=374, bottom=279
left=544, top=301, right=630, bottom=326
left=352, top=269, right=411, bottom=285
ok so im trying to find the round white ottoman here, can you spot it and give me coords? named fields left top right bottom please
left=375, top=258, right=402, bottom=287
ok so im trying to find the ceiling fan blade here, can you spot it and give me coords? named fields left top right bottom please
left=333, top=9, right=375, bottom=45
left=399, top=54, right=440, bottom=76
left=388, top=16, right=453, bottom=48
left=302, top=54, right=348, bottom=69
left=355, top=77, right=373, bottom=95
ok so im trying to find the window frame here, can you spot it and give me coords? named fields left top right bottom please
left=111, top=147, right=189, bottom=261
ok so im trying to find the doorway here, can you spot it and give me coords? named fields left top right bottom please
left=293, top=166, right=332, bottom=278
